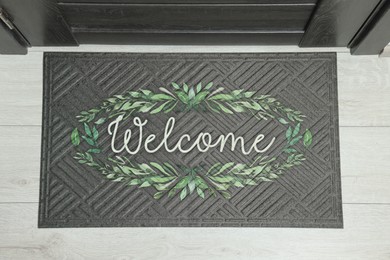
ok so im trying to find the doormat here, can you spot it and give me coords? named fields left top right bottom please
left=39, top=52, right=342, bottom=228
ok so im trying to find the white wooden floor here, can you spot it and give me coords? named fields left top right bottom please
left=0, top=45, right=390, bottom=260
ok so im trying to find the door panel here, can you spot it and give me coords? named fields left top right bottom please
left=0, top=0, right=77, bottom=46
left=58, top=2, right=315, bottom=45
left=1, top=0, right=387, bottom=54
left=350, top=0, right=390, bottom=55
left=0, top=20, right=27, bottom=54
left=300, top=0, right=382, bottom=47
left=60, top=4, right=314, bottom=32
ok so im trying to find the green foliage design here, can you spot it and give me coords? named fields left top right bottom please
left=75, top=82, right=305, bottom=124
left=71, top=82, right=313, bottom=201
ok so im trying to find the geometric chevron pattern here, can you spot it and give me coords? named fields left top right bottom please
left=39, top=52, right=342, bottom=228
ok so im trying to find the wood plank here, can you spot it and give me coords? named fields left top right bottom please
left=0, top=53, right=42, bottom=125
left=0, top=127, right=41, bottom=203
left=337, top=54, right=390, bottom=126
left=1, top=203, right=390, bottom=259
left=300, top=0, right=381, bottom=47
left=350, top=0, right=390, bottom=55
left=1, top=52, right=389, bottom=126
left=1, top=126, right=389, bottom=203
left=340, top=127, right=390, bottom=204
left=0, top=0, right=77, bottom=46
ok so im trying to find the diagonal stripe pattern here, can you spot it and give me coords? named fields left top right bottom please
left=39, top=53, right=342, bottom=228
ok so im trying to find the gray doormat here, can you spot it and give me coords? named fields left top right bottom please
left=39, top=52, right=342, bottom=228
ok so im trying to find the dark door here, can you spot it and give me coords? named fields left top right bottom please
left=0, top=0, right=389, bottom=55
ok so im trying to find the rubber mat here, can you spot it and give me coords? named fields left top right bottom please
left=39, top=52, right=343, bottom=228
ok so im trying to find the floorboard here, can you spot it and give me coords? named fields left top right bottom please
left=0, top=203, right=389, bottom=260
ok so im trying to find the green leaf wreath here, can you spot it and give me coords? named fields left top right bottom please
left=71, top=82, right=313, bottom=200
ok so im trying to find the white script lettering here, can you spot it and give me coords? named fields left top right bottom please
left=108, top=116, right=276, bottom=155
